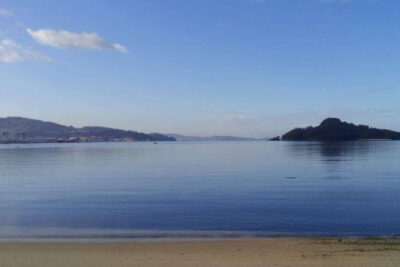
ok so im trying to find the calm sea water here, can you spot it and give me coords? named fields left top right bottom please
left=1, top=141, right=400, bottom=239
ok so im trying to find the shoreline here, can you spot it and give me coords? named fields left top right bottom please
left=1, top=238, right=399, bottom=266
left=1, top=230, right=398, bottom=243
left=1, top=139, right=398, bottom=145
left=1, top=228, right=398, bottom=243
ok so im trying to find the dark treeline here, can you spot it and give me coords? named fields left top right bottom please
left=282, top=118, right=400, bottom=141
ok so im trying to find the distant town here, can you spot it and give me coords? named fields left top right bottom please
left=0, top=117, right=175, bottom=143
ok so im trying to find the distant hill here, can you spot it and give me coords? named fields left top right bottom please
left=0, top=117, right=175, bottom=143
left=166, top=134, right=265, bottom=142
left=282, top=118, right=400, bottom=141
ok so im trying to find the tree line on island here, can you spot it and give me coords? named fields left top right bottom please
left=274, top=118, right=400, bottom=141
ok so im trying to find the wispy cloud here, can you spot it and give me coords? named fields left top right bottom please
left=361, top=89, right=379, bottom=95
left=0, top=8, right=12, bottom=16
left=320, top=0, right=377, bottom=3
left=27, top=29, right=127, bottom=53
left=0, top=39, right=51, bottom=63
left=320, top=0, right=351, bottom=3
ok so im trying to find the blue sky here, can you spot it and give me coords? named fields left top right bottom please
left=0, top=0, right=399, bottom=137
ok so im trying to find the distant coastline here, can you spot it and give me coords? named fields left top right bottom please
left=165, top=134, right=267, bottom=142
left=0, top=117, right=175, bottom=144
left=3, top=116, right=400, bottom=144
left=0, top=116, right=269, bottom=144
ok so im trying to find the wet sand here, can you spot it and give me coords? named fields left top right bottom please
left=1, top=238, right=400, bottom=267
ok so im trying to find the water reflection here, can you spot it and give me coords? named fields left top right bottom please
left=1, top=141, right=400, bottom=238
left=285, top=141, right=394, bottom=161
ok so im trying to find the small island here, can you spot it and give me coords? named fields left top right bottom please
left=282, top=118, right=400, bottom=141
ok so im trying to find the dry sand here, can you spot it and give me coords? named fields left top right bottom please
left=1, top=238, right=400, bottom=267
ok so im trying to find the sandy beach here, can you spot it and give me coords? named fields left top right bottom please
left=1, top=238, right=400, bottom=267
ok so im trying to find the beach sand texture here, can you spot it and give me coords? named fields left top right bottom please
left=1, top=238, right=400, bottom=267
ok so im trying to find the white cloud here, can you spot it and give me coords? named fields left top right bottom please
left=0, top=8, right=12, bottom=16
left=27, top=29, right=127, bottom=53
left=0, top=39, right=51, bottom=63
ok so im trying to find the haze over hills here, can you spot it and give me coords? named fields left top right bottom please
left=166, top=134, right=266, bottom=142
left=0, top=117, right=175, bottom=143
left=0, top=117, right=267, bottom=143
left=282, top=118, right=400, bottom=141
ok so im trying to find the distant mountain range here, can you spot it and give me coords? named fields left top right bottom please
left=165, top=134, right=266, bottom=142
left=282, top=118, right=400, bottom=141
left=0, top=117, right=175, bottom=143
